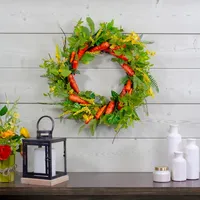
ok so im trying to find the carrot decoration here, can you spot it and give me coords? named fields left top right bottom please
left=121, top=63, right=135, bottom=76
left=68, top=74, right=80, bottom=93
left=117, top=102, right=123, bottom=110
left=104, top=49, right=128, bottom=61
left=89, top=42, right=110, bottom=52
left=128, top=88, right=133, bottom=94
left=125, top=80, right=132, bottom=92
left=95, top=105, right=107, bottom=120
left=69, top=94, right=89, bottom=105
left=78, top=44, right=89, bottom=60
left=112, top=44, right=126, bottom=50
left=105, top=100, right=115, bottom=114
left=70, top=51, right=76, bottom=63
left=72, top=60, right=78, bottom=70
left=120, top=87, right=126, bottom=97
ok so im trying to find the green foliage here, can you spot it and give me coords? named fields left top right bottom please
left=86, top=17, right=95, bottom=34
left=0, top=106, right=8, bottom=116
left=80, top=52, right=95, bottom=64
left=40, top=17, right=158, bottom=137
left=149, top=74, right=159, bottom=93
left=0, top=98, right=29, bottom=155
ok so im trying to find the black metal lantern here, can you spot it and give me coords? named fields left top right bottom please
left=21, top=115, right=68, bottom=186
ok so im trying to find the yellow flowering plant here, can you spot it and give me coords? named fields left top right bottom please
left=0, top=99, right=30, bottom=160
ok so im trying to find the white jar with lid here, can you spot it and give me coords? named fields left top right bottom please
left=153, top=166, right=171, bottom=183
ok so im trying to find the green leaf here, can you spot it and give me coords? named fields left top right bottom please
left=61, top=69, right=71, bottom=77
left=81, top=26, right=90, bottom=38
left=0, top=106, right=8, bottom=116
left=80, top=53, right=95, bottom=64
left=120, top=76, right=128, bottom=85
left=73, top=103, right=82, bottom=109
left=78, top=124, right=86, bottom=135
left=111, top=90, right=119, bottom=101
left=149, top=74, right=159, bottom=92
left=74, top=70, right=80, bottom=74
left=49, top=68, right=59, bottom=76
left=107, top=19, right=114, bottom=29
left=89, top=119, right=97, bottom=136
left=86, top=17, right=95, bottom=34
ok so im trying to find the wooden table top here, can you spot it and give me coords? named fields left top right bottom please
left=1, top=172, right=200, bottom=197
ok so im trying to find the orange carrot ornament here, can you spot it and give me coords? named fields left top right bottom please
left=68, top=74, right=80, bottom=93
left=117, top=102, right=123, bottom=110
left=104, top=49, right=128, bottom=61
left=70, top=51, right=76, bottom=63
left=95, top=105, right=107, bottom=120
left=72, top=60, right=78, bottom=70
left=120, top=87, right=126, bottom=97
left=125, top=79, right=132, bottom=92
left=105, top=100, right=115, bottom=114
left=128, top=88, right=133, bottom=94
left=121, top=63, right=135, bottom=76
left=89, top=42, right=110, bottom=52
left=69, top=94, right=89, bottom=105
left=78, top=44, right=89, bottom=60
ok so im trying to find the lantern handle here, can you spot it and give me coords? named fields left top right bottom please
left=36, top=115, right=54, bottom=139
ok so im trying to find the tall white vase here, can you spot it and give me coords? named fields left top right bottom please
left=185, top=138, right=199, bottom=180
left=172, top=151, right=186, bottom=181
left=167, top=124, right=182, bottom=170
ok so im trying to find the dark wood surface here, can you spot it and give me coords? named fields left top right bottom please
left=1, top=172, right=200, bottom=200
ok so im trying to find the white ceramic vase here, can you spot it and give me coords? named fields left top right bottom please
left=185, top=138, right=199, bottom=180
left=172, top=151, right=186, bottom=181
left=167, top=124, right=182, bottom=170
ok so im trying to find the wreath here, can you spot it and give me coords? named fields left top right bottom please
left=40, top=18, right=159, bottom=136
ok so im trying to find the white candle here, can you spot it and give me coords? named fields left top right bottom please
left=33, top=147, right=56, bottom=177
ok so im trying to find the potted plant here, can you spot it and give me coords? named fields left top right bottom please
left=0, top=99, right=30, bottom=182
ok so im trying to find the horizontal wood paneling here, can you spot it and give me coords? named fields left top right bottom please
left=3, top=104, right=200, bottom=138
left=15, top=139, right=200, bottom=172
left=0, top=34, right=200, bottom=69
left=1, top=0, right=200, bottom=33
left=0, top=68, right=200, bottom=104
left=66, top=139, right=200, bottom=172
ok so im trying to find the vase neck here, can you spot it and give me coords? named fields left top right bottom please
left=174, top=151, right=183, bottom=159
left=169, top=125, right=179, bottom=135
left=187, top=139, right=196, bottom=146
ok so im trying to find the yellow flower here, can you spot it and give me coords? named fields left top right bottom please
left=83, top=114, right=89, bottom=121
left=94, top=107, right=99, bottom=112
left=123, top=32, right=140, bottom=44
left=1, top=130, right=15, bottom=138
left=20, top=127, right=30, bottom=138
left=58, top=68, right=63, bottom=72
left=50, top=86, right=55, bottom=92
left=13, top=113, right=20, bottom=119
left=148, top=87, right=155, bottom=98
left=68, top=89, right=74, bottom=94
left=83, top=114, right=94, bottom=123
left=73, top=107, right=91, bottom=116
left=55, top=44, right=61, bottom=62
left=146, top=50, right=156, bottom=56
left=143, top=74, right=151, bottom=83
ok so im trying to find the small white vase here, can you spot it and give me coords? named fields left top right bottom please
left=167, top=124, right=182, bottom=170
left=172, top=151, right=186, bottom=181
left=185, top=138, right=199, bottom=180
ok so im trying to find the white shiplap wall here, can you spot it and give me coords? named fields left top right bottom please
left=1, top=0, right=200, bottom=172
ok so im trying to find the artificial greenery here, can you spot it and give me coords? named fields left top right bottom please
left=40, top=17, right=158, bottom=136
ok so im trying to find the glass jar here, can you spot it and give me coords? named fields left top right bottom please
left=153, top=166, right=170, bottom=183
